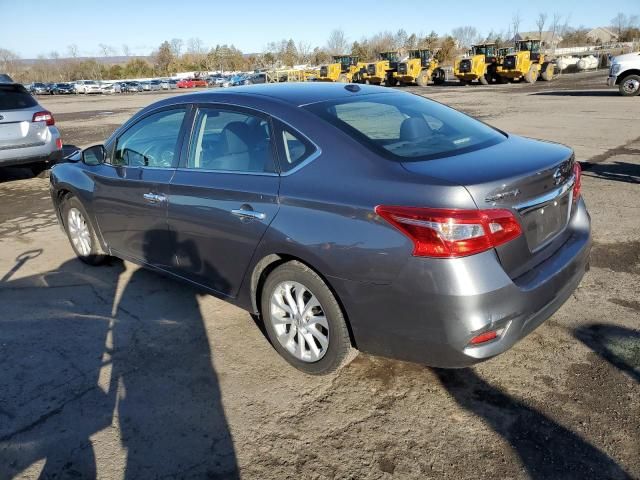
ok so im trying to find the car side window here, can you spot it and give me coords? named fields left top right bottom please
left=186, top=108, right=275, bottom=173
left=113, top=108, right=186, bottom=168
left=279, top=128, right=316, bottom=172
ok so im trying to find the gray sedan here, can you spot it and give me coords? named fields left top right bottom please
left=49, top=83, right=591, bottom=375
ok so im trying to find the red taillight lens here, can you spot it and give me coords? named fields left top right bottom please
left=375, top=206, right=522, bottom=258
left=32, top=111, right=55, bottom=126
left=55, top=138, right=63, bottom=150
left=572, top=161, right=582, bottom=201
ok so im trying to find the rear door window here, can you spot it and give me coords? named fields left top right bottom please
left=185, top=107, right=275, bottom=173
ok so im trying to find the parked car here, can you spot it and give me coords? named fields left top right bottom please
left=75, top=80, right=102, bottom=94
left=51, top=83, right=75, bottom=94
left=176, top=78, right=195, bottom=88
left=168, top=79, right=178, bottom=89
left=159, top=79, right=170, bottom=90
left=244, top=73, right=268, bottom=85
left=30, top=82, right=48, bottom=95
left=607, top=52, right=640, bottom=96
left=100, top=82, right=121, bottom=94
left=1, top=78, right=63, bottom=175
left=49, top=83, right=591, bottom=375
left=123, top=82, right=142, bottom=93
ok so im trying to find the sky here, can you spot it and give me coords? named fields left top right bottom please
left=1, top=0, right=638, bottom=58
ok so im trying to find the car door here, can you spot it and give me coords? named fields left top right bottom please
left=91, top=106, right=190, bottom=267
left=167, top=105, right=280, bottom=297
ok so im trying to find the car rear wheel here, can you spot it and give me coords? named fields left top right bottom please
left=261, top=261, right=356, bottom=375
left=61, top=196, right=108, bottom=265
left=619, top=74, right=640, bottom=97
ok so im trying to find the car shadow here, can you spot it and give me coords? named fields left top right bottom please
left=0, top=240, right=239, bottom=478
left=581, top=161, right=640, bottom=185
left=433, top=368, right=632, bottom=479
left=573, top=323, right=640, bottom=383
left=530, top=90, right=619, bottom=97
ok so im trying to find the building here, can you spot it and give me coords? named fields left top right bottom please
left=512, top=31, right=563, bottom=49
left=587, top=27, right=619, bottom=44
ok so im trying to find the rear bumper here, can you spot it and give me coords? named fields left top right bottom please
left=0, top=126, right=63, bottom=167
left=333, top=198, right=591, bottom=368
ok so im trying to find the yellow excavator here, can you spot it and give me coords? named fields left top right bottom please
left=318, top=55, right=368, bottom=83
left=365, top=51, right=400, bottom=86
left=396, top=49, right=446, bottom=86
left=453, top=43, right=499, bottom=85
left=498, top=39, right=554, bottom=83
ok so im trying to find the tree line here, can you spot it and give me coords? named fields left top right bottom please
left=2, top=12, right=638, bottom=83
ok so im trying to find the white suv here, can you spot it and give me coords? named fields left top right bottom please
left=607, top=52, right=640, bottom=97
left=74, top=80, right=102, bottom=94
left=0, top=77, right=63, bottom=175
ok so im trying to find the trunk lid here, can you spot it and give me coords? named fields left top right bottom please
left=401, top=135, right=577, bottom=278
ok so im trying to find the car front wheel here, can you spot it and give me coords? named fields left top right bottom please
left=261, top=261, right=356, bottom=375
left=61, top=195, right=108, bottom=265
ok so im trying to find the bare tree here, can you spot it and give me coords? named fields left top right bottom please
left=451, top=26, right=479, bottom=48
left=0, top=48, right=20, bottom=78
left=122, top=44, right=131, bottom=57
left=67, top=44, right=79, bottom=59
left=536, top=13, right=548, bottom=40
left=187, top=37, right=205, bottom=55
left=326, top=29, right=349, bottom=55
left=550, top=12, right=563, bottom=47
left=297, top=41, right=312, bottom=64
left=512, top=12, right=522, bottom=37
left=170, top=38, right=183, bottom=57
left=98, top=44, right=114, bottom=57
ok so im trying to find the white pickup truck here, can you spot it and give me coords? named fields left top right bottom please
left=607, top=52, right=640, bottom=96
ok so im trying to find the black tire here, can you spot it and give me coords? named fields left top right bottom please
left=540, top=62, right=554, bottom=81
left=416, top=70, right=430, bottom=87
left=260, top=261, right=356, bottom=375
left=29, top=162, right=49, bottom=178
left=524, top=65, right=538, bottom=84
left=60, top=195, right=109, bottom=265
left=432, top=68, right=446, bottom=85
left=619, top=74, right=640, bottom=97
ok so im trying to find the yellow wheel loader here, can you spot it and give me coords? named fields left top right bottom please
left=397, top=49, right=446, bottom=86
left=318, top=55, right=368, bottom=83
left=365, top=51, right=400, bottom=86
left=498, top=39, right=554, bottom=83
left=453, top=43, right=499, bottom=85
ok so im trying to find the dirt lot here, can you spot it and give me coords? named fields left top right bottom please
left=0, top=70, right=638, bottom=479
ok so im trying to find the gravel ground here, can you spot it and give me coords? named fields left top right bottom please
left=0, top=70, right=638, bottom=480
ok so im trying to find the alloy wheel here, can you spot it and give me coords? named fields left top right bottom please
left=67, top=207, right=91, bottom=256
left=269, top=281, right=329, bottom=362
left=622, top=78, right=640, bottom=95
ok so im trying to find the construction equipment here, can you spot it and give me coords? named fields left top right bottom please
left=318, top=55, right=367, bottom=83
left=498, top=39, right=554, bottom=83
left=396, top=49, right=446, bottom=86
left=365, top=51, right=400, bottom=86
left=453, top=43, right=499, bottom=85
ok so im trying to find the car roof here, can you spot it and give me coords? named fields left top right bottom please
left=170, top=82, right=402, bottom=107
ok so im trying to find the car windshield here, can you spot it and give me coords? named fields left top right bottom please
left=305, top=93, right=506, bottom=161
left=0, top=84, right=38, bottom=110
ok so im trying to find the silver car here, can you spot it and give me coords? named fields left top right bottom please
left=0, top=76, right=63, bottom=175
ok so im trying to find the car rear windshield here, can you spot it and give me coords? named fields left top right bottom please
left=304, top=93, right=506, bottom=161
left=0, top=84, right=38, bottom=110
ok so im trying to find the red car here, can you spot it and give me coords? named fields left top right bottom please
left=176, top=78, right=208, bottom=88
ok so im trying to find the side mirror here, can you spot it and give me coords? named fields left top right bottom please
left=82, top=145, right=106, bottom=166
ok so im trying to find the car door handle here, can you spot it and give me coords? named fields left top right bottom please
left=143, top=192, right=166, bottom=204
left=231, top=209, right=266, bottom=220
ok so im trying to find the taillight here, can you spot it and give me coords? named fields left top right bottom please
left=55, top=138, right=63, bottom=150
left=32, top=111, right=55, bottom=126
left=572, top=161, right=582, bottom=201
left=375, top=206, right=522, bottom=258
